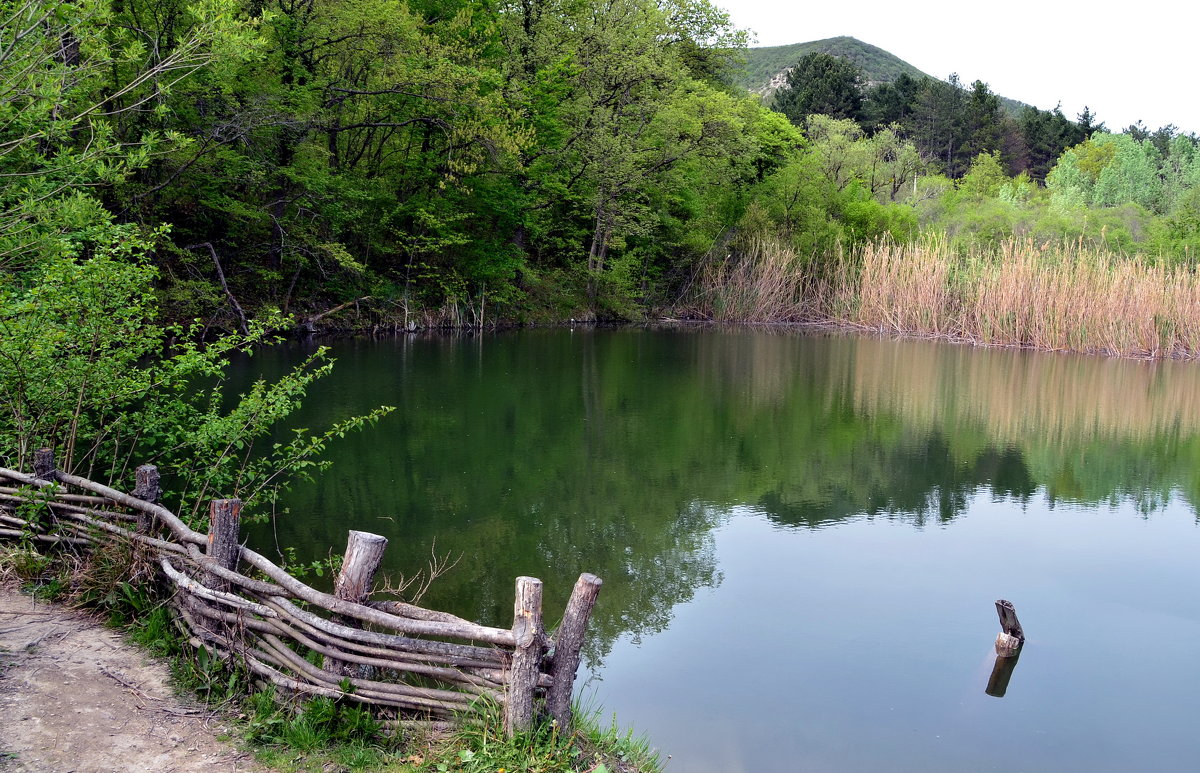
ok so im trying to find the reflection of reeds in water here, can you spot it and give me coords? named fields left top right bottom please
left=841, top=237, right=1200, bottom=359
left=842, top=336, right=1200, bottom=444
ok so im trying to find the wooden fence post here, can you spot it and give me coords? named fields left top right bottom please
left=324, top=530, right=388, bottom=678
left=994, top=599, right=1024, bottom=657
left=505, top=576, right=545, bottom=736
left=132, top=464, right=161, bottom=534
left=33, top=448, right=56, bottom=481
left=205, top=499, right=242, bottom=592
left=545, top=573, right=602, bottom=728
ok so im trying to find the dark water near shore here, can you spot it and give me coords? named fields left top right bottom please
left=237, top=328, right=1200, bottom=772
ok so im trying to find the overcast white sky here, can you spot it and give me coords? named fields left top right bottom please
left=717, top=0, right=1199, bottom=135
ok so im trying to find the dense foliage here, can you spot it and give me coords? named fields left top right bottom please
left=3, top=1, right=1200, bottom=334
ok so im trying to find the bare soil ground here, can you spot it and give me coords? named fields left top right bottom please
left=0, top=587, right=263, bottom=773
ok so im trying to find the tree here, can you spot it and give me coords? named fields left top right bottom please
left=958, top=151, right=1008, bottom=199
left=0, top=0, right=255, bottom=268
left=911, top=74, right=967, bottom=177
left=1019, top=105, right=1084, bottom=182
left=862, top=73, right=923, bottom=132
left=803, top=115, right=924, bottom=202
left=0, top=0, right=389, bottom=514
left=498, top=0, right=755, bottom=313
left=772, top=52, right=865, bottom=125
left=962, top=80, right=1004, bottom=161
left=1047, top=133, right=1165, bottom=213
left=1076, top=106, right=1105, bottom=140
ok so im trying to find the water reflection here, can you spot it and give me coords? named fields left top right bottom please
left=986, top=651, right=1021, bottom=698
left=240, top=328, right=1200, bottom=666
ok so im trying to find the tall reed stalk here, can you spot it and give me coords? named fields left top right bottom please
left=838, top=237, right=1200, bottom=358
left=688, top=233, right=1200, bottom=359
left=687, top=236, right=819, bottom=323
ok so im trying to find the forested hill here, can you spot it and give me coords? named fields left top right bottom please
left=738, top=36, right=929, bottom=91
left=740, top=36, right=1029, bottom=115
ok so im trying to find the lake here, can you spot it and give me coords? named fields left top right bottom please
left=240, top=327, right=1200, bottom=772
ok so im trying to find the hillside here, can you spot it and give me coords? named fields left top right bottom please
left=738, top=35, right=1028, bottom=115
left=737, top=36, right=929, bottom=91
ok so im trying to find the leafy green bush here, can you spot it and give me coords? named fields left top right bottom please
left=0, top=237, right=392, bottom=526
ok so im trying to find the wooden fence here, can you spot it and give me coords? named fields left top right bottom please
left=0, top=450, right=602, bottom=736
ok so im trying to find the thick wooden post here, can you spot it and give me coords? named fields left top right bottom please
left=994, top=599, right=1024, bottom=657
left=324, top=530, right=388, bottom=678
left=205, top=499, right=242, bottom=592
left=131, top=464, right=161, bottom=534
left=545, top=573, right=603, bottom=728
left=33, top=448, right=56, bottom=481
left=505, top=576, right=545, bottom=736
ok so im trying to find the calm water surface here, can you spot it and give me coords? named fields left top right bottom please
left=240, top=328, right=1200, bottom=772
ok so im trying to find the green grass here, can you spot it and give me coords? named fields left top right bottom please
left=428, top=699, right=660, bottom=773
left=1, top=546, right=661, bottom=773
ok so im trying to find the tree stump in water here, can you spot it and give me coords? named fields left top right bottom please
left=994, top=599, right=1024, bottom=656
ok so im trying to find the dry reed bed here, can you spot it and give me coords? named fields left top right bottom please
left=843, top=239, right=1200, bottom=359
left=691, top=236, right=1200, bottom=360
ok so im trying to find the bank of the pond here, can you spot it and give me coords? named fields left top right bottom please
left=299, top=238, right=1200, bottom=363
left=683, top=235, right=1200, bottom=360
left=0, top=571, right=660, bottom=773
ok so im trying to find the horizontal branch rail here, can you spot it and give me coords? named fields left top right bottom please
left=0, top=454, right=601, bottom=735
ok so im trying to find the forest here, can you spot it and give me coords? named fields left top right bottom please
left=3, top=0, right=1199, bottom=333
left=4, top=5, right=1200, bottom=766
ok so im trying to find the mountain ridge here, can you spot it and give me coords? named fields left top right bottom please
left=738, top=36, right=1029, bottom=116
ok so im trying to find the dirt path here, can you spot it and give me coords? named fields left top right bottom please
left=0, top=588, right=263, bottom=773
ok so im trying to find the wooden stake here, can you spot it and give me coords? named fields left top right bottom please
left=325, top=530, right=388, bottom=678
left=545, top=573, right=602, bottom=728
left=33, top=448, right=56, bottom=481
left=505, top=576, right=545, bottom=736
left=132, top=464, right=160, bottom=534
left=995, top=632, right=1022, bottom=657
left=995, top=599, right=1025, bottom=642
left=205, top=499, right=242, bottom=592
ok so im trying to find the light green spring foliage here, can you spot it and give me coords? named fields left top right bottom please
left=739, top=114, right=920, bottom=256
left=0, top=244, right=392, bottom=524
left=0, top=0, right=390, bottom=521
left=957, top=152, right=1008, bottom=200
left=1048, top=133, right=1188, bottom=214
left=0, top=0, right=257, bottom=267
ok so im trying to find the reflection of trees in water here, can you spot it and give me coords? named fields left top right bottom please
left=758, top=438, right=1036, bottom=529
left=241, top=328, right=1200, bottom=662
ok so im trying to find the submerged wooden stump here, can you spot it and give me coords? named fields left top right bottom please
left=995, top=599, right=1024, bottom=642
left=994, top=599, right=1024, bottom=656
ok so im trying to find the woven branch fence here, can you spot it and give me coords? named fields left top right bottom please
left=0, top=449, right=602, bottom=736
